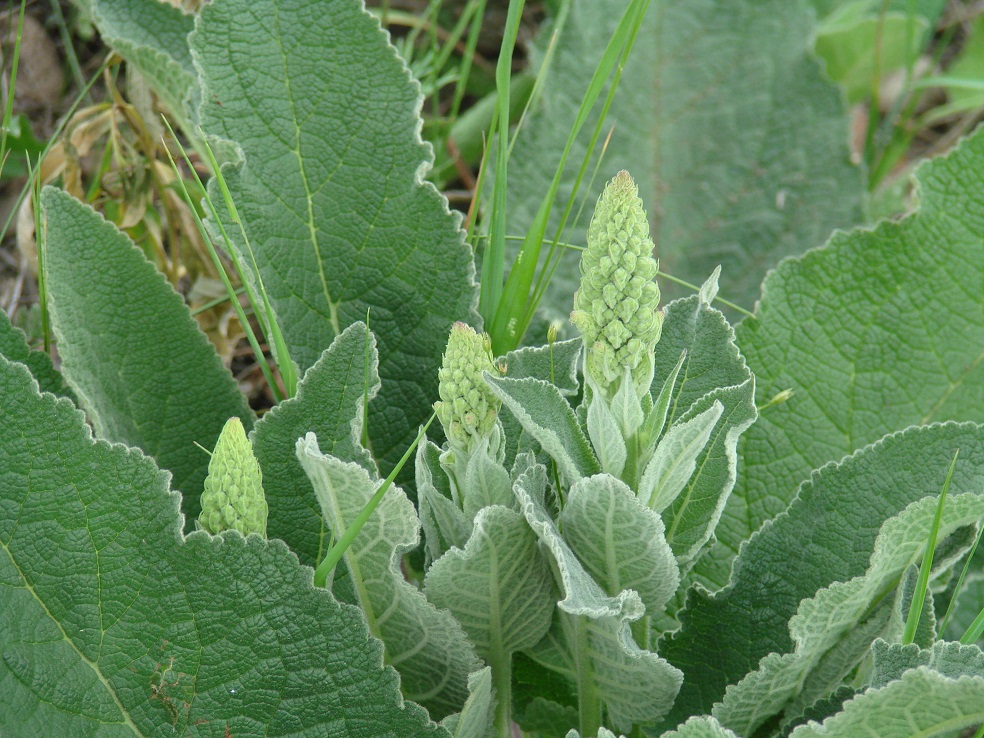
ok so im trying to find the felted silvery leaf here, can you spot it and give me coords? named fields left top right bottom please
left=297, top=433, right=481, bottom=719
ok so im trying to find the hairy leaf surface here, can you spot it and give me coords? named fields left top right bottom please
left=714, top=492, right=984, bottom=735
left=298, top=434, right=480, bottom=719
left=252, top=322, right=377, bottom=566
left=41, top=187, right=252, bottom=518
left=193, top=0, right=477, bottom=479
left=733, top=126, right=984, bottom=573
left=659, top=422, right=984, bottom=728
left=787, top=668, right=984, bottom=738
left=0, top=355, right=446, bottom=737
left=504, top=0, right=861, bottom=317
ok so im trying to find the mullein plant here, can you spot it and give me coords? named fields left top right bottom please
left=473, top=170, right=754, bottom=736
left=420, top=322, right=556, bottom=738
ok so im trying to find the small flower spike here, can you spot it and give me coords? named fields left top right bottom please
left=435, top=322, right=500, bottom=452
left=199, top=416, right=268, bottom=536
left=571, top=170, right=663, bottom=399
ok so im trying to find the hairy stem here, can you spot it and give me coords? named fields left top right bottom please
left=572, top=614, right=602, bottom=737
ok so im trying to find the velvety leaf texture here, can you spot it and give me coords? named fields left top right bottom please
left=0, top=309, right=74, bottom=401
left=787, top=668, right=984, bottom=738
left=41, top=187, right=252, bottom=519
left=658, top=422, right=984, bottom=729
left=0, top=355, right=447, bottom=737
left=252, top=322, right=377, bottom=567
left=733, top=125, right=984, bottom=568
left=504, top=0, right=862, bottom=319
left=650, top=297, right=756, bottom=573
left=89, top=0, right=196, bottom=122
left=192, top=0, right=477, bottom=478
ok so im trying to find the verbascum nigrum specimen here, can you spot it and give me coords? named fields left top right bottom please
left=571, top=170, right=663, bottom=401
left=434, top=322, right=501, bottom=454
left=199, top=416, right=268, bottom=536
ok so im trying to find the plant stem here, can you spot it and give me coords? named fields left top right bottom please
left=490, top=645, right=513, bottom=738
left=572, top=614, right=602, bottom=737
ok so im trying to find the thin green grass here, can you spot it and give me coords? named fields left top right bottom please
left=0, top=0, right=27, bottom=179
left=485, top=0, right=651, bottom=354
left=313, top=412, right=436, bottom=587
left=160, top=117, right=286, bottom=403
left=938, top=520, right=984, bottom=637
left=902, top=449, right=958, bottom=646
left=478, top=0, right=525, bottom=321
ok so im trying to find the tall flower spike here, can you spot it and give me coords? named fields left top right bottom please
left=199, top=416, right=268, bottom=536
left=571, top=170, right=663, bottom=399
left=435, top=322, right=500, bottom=453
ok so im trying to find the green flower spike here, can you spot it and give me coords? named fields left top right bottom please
left=435, top=322, right=500, bottom=453
left=199, top=416, right=268, bottom=537
left=571, top=170, right=663, bottom=399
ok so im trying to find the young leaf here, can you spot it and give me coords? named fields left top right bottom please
left=586, top=389, right=628, bottom=478
left=193, top=0, right=478, bottom=479
left=424, top=505, right=555, bottom=660
left=662, top=716, right=741, bottom=738
left=640, top=400, right=723, bottom=513
left=0, top=354, right=448, bottom=737
left=441, top=667, right=495, bottom=738
left=297, top=434, right=481, bottom=719
left=40, top=187, right=252, bottom=519
left=417, top=439, right=472, bottom=564
left=515, top=466, right=683, bottom=730
left=713, top=492, right=984, bottom=735
left=559, top=474, right=680, bottom=615
left=502, top=337, right=583, bottom=397
left=734, top=125, right=984, bottom=571
left=487, top=375, right=601, bottom=485
left=649, top=297, right=756, bottom=571
left=251, top=322, right=378, bottom=567
left=787, top=668, right=984, bottom=738
left=659, top=422, right=984, bottom=729
left=503, top=0, right=862, bottom=318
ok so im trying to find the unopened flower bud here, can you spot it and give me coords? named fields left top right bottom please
left=571, top=171, right=663, bottom=398
left=435, top=322, right=500, bottom=452
left=199, top=417, right=267, bottom=536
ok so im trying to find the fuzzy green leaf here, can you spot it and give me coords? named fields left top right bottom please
left=417, top=439, right=471, bottom=565
left=0, top=309, right=74, bottom=401
left=441, top=667, right=495, bottom=738
left=871, top=639, right=984, bottom=688
left=659, top=422, right=984, bottom=729
left=40, top=187, right=252, bottom=519
left=515, top=467, right=683, bottom=730
left=504, top=0, right=861, bottom=317
left=251, top=322, right=377, bottom=567
left=0, top=354, right=447, bottom=737
left=502, top=338, right=583, bottom=397
left=649, top=297, right=756, bottom=571
left=662, top=716, right=741, bottom=738
left=88, top=0, right=196, bottom=123
left=425, top=505, right=555, bottom=660
left=559, top=474, right=679, bottom=615
left=733, top=126, right=984, bottom=576
left=297, top=434, right=481, bottom=719
left=713, top=492, right=984, bottom=735
left=193, top=0, right=477, bottom=479
left=487, top=375, right=601, bottom=485
left=787, top=668, right=984, bottom=738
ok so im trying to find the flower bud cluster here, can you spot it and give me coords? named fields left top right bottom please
left=571, top=171, right=663, bottom=398
left=435, top=322, right=500, bottom=452
left=199, top=416, right=268, bottom=536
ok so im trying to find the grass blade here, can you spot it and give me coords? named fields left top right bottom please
left=902, top=449, right=959, bottom=645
